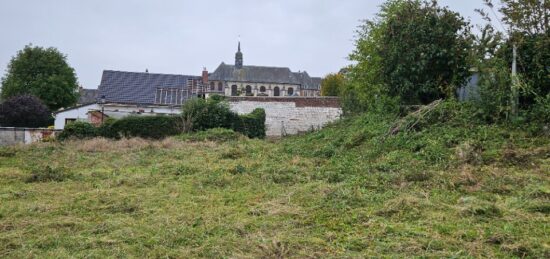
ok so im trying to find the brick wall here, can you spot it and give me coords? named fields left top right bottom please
left=228, top=97, right=342, bottom=137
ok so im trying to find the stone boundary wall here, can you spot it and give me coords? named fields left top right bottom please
left=228, top=97, right=342, bottom=137
left=0, top=127, right=61, bottom=146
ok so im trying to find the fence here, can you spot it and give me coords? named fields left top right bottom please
left=0, top=127, right=61, bottom=146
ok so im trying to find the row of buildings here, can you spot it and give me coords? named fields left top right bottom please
left=55, top=43, right=325, bottom=130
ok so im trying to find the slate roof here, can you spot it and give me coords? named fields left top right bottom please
left=311, top=77, right=322, bottom=90
left=209, top=63, right=302, bottom=85
left=77, top=88, right=99, bottom=105
left=98, top=70, right=199, bottom=105
left=293, top=72, right=322, bottom=90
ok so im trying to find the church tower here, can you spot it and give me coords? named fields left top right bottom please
left=235, top=42, right=243, bottom=69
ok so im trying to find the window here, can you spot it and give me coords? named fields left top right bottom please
left=274, top=86, right=280, bottom=96
left=218, top=82, right=223, bottom=92
left=210, top=82, right=215, bottom=91
left=231, top=85, right=238, bottom=96
left=287, top=87, right=294, bottom=96
left=245, top=85, right=252, bottom=96
left=260, top=86, right=266, bottom=92
left=155, top=88, right=188, bottom=105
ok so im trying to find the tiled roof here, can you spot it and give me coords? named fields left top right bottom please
left=98, top=70, right=199, bottom=105
left=77, top=88, right=99, bottom=104
left=209, top=63, right=302, bottom=85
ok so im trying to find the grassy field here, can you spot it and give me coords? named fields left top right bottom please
left=1, top=108, right=549, bottom=258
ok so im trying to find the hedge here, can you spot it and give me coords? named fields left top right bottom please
left=58, top=98, right=266, bottom=140
left=231, top=108, right=266, bottom=138
left=57, top=121, right=98, bottom=140
left=108, top=115, right=182, bottom=139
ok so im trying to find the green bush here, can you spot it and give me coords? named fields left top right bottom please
left=182, top=97, right=266, bottom=139
left=108, top=115, right=182, bottom=139
left=181, top=97, right=235, bottom=132
left=232, top=108, right=266, bottom=138
left=97, top=117, right=118, bottom=139
left=57, top=121, right=98, bottom=140
left=179, top=128, right=243, bottom=142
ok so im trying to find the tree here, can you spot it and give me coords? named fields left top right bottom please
left=321, top=73, right=345, bottom=96
left=479, top=1, right=550, bottom=109
left=0, top=95, right=52, bottom=128
left=349, top=0, right=472, bottom=106
left=482, top=0, right=549, bottom=36
left=1, top=45, right=79, bottom=110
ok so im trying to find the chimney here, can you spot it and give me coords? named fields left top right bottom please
left=202, top=67, right=208, bottom=84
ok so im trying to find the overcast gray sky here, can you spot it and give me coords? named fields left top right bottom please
left=0, top=0, right=495, bottom=89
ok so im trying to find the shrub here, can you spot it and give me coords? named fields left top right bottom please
left=57, top=121, right=97, bottom=140
left=232, top=108, right=266, bottom=138
left=181, top=97, right=235, bottom=132
left=0, top=94, right=52, bottom=128
left=97, top=117, right=118, bottom=139
left=182, top=97, right=266, bottom=139
left=108, top=115, right=182, bottom=139
left=179, top=128, right=243, bottom=142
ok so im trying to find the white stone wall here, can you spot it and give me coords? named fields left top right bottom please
left=229, top=100, right=342, bottom=137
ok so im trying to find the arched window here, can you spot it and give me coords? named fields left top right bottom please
left=231, top=85, right=238, bottom=96
left=274, top=86, right=280, bottom=96
left=287, top=87, right=294, bottom=96
left=260, top=86, right=266, bottom=92
left=245, top=85, right=252, bottom=96
left=218, top=82, right=223, bottom=92
left=210, top=82, right=215, bottom=91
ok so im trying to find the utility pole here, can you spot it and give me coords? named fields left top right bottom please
left=511, top=44, right=519, bottom=118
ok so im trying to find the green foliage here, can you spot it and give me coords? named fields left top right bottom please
left=1, top=45, right=79, bottom=110
left=57, top=121, right=98, bottom=141
left=499, top=33, right=550, bottom=106
left=473, top=1, right=549, bottom=122
left=232, top=108, right=266, bottom=139
left=0, top=94, right=52, bottom=127
left=109, top=116, right=182, bottom=139
left=181, top=97, right=266, bottom=138
left=97, top=117, right=118, bottom=139
left=181, top=96, right=235, bottom=132
left=321, top=73, right=345, bottom=96
left=484, top=0, right=549, bottom=35
left=347, top=0, right=472, bottom=109
left=179, top=128, right=243, bottom=142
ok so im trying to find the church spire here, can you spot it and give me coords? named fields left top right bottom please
left=235, top=41, right=243, bottom=69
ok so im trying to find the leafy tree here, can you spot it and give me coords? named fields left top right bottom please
left=482, top=0, right=549, bottom=36
left=0, top=95, right=52, bottom=127
left=477, top=0, right=549, bottom=113
left=321, top=73, right=345, bottom=96
left=348, top=0, right=472, bottom=106
left=1, top=45, right=79, bottom=110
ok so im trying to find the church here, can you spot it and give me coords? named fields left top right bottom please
left=202, top=42, right=322, bottom=98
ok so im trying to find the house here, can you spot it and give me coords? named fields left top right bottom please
left=54, top=71, right=200, bottom=129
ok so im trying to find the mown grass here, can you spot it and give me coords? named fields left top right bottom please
left=1, top=105, right=549, bottom=258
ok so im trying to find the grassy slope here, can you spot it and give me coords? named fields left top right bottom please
left=0, top=107, right=549, bottom=258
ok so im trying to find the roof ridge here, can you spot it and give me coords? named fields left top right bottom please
left=103, top=70, right=199, bottom=78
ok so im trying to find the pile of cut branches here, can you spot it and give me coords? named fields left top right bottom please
left=385, top=99, right=443, bottom=138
